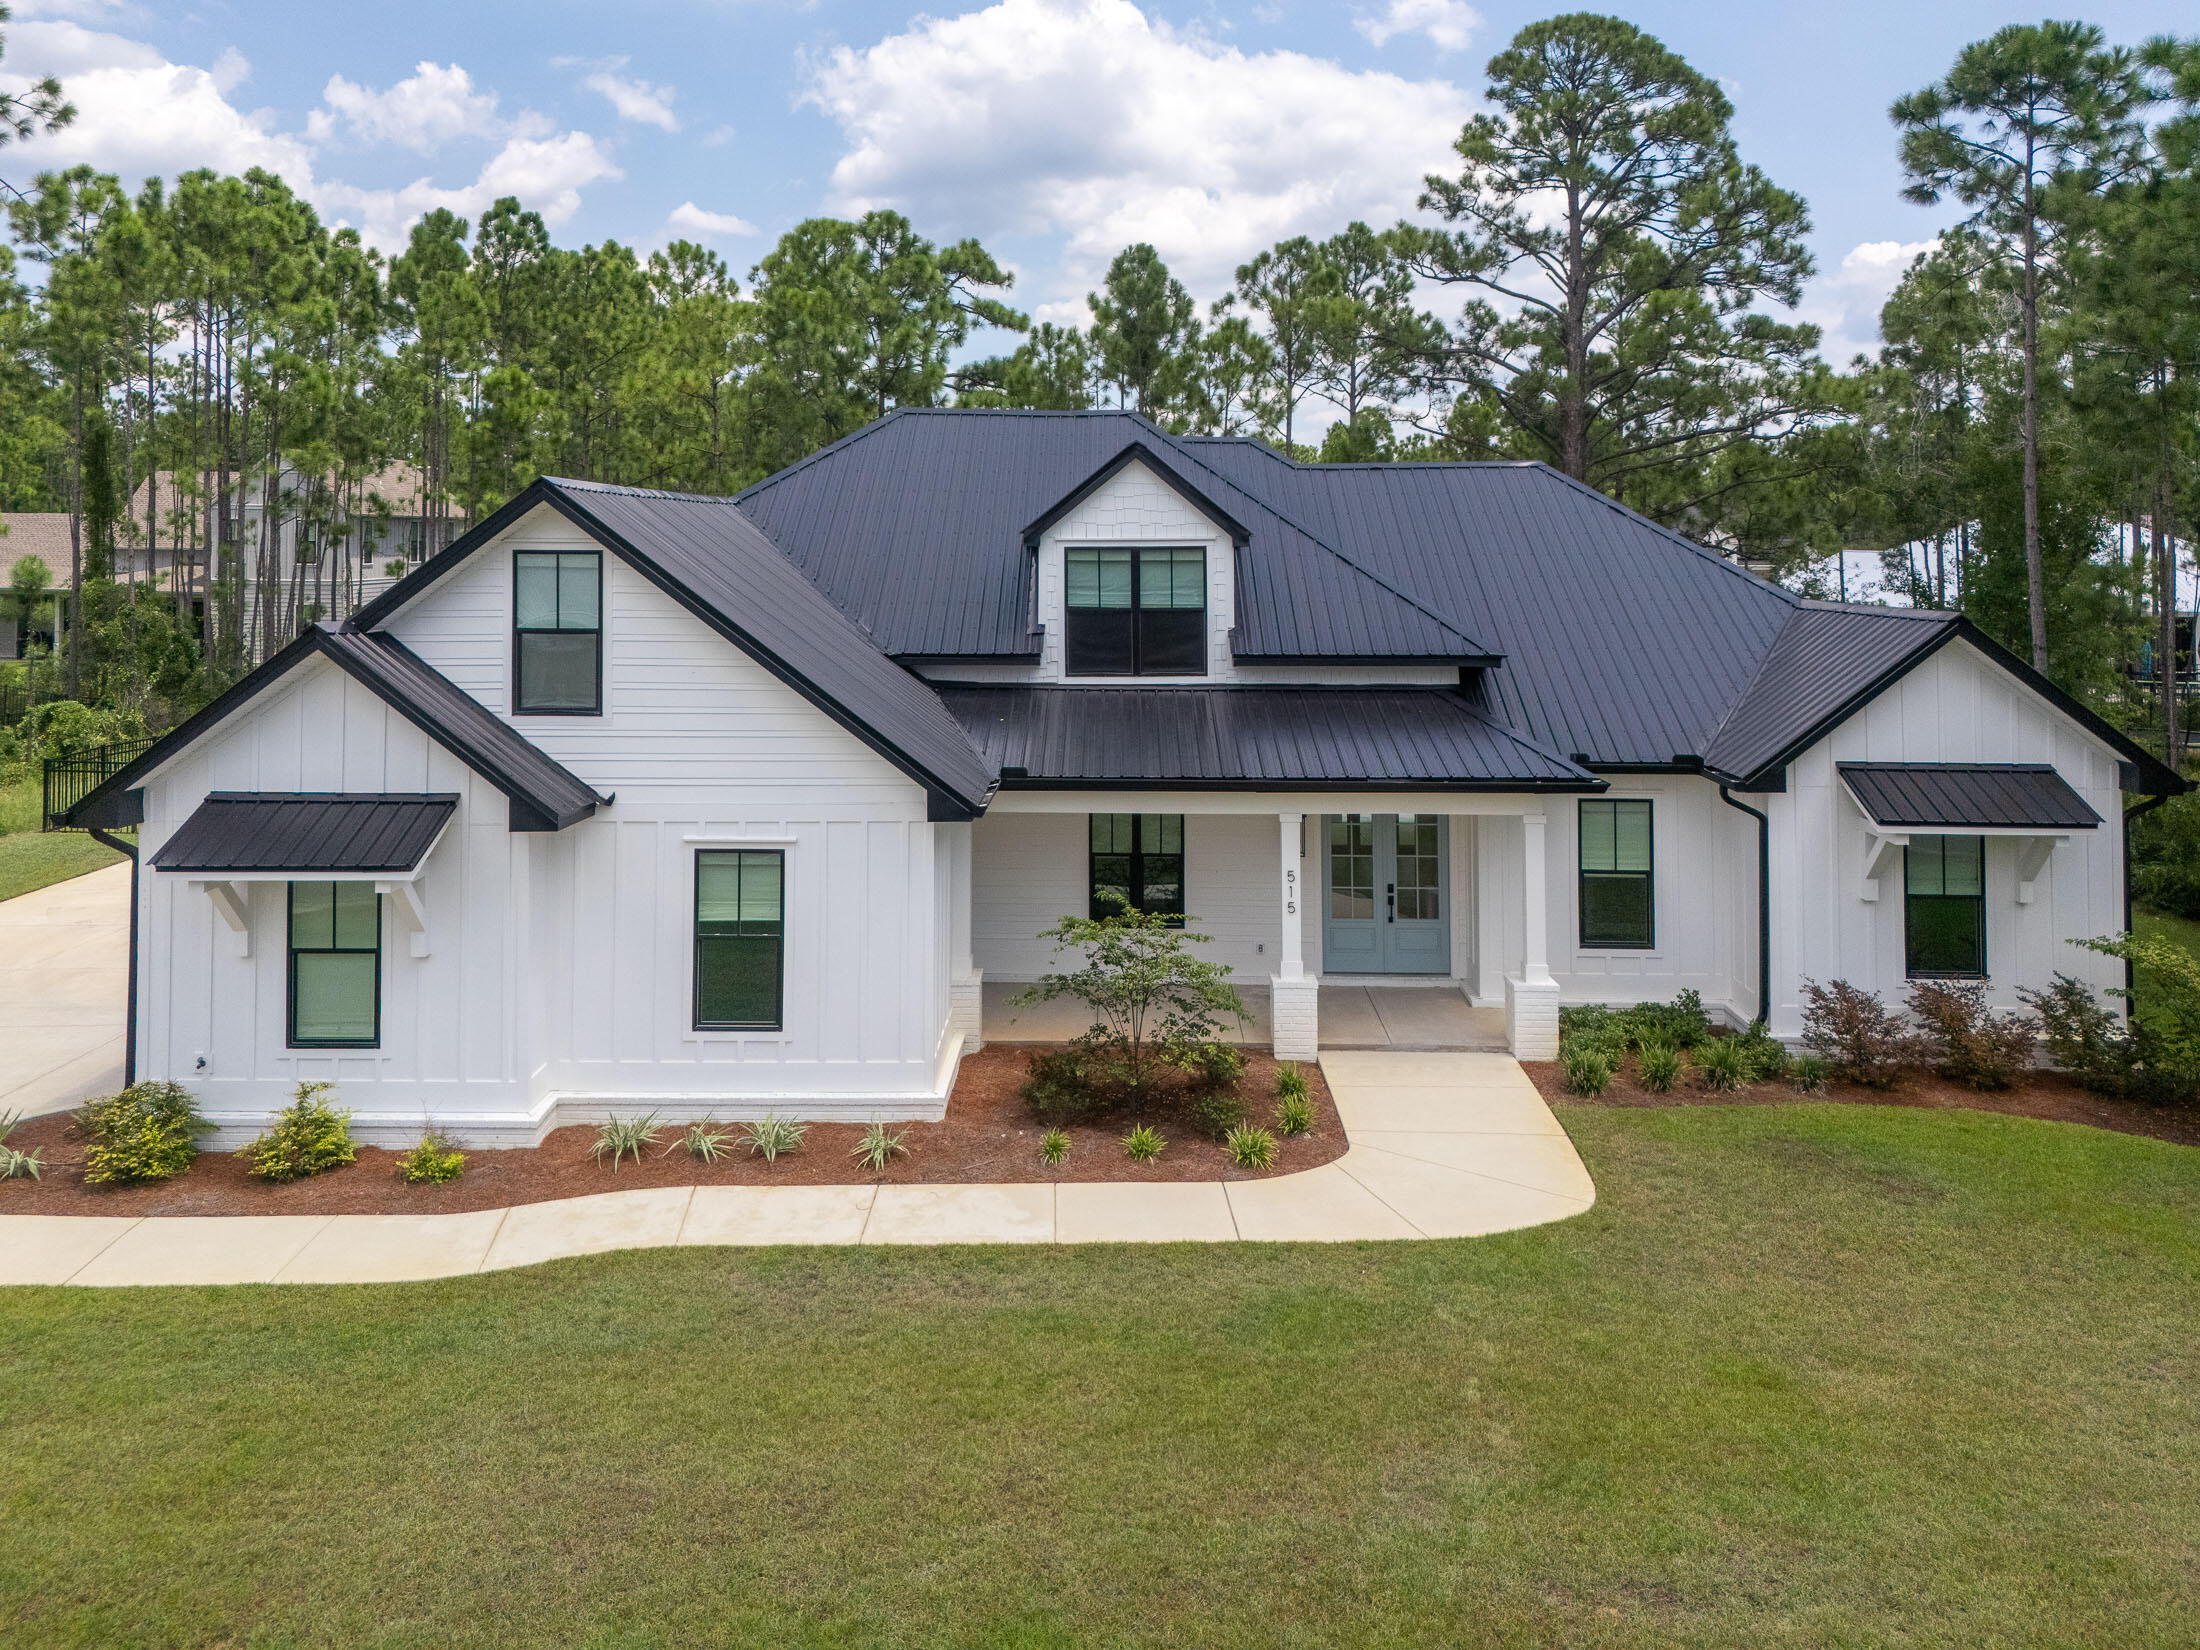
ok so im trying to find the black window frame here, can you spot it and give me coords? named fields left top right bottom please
left=286, top=881, right=383, bottom=1050
left=693, top=849, right=786, bottom=1032
left=513, top=549, right=603, bottom=716
left=1088, top=814, right=1186, bottom=923
left=1578, top=798, right=1655, bottom=950
left=1063, top=546, right=1207, bottom=677
left=1904, top=835, right=1987, bottom=980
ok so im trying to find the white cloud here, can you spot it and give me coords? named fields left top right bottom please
left=584, top=71, right=679, bottom=132
left=317, top=133, right=623, bottom=248
left=306, top=61, right=506, bottom=152
left=699, top=123, right=737, bottom=148
left=1799, top=237, right=1938, bottom=367
left=1355, top=0, right=1479, bottom=54
left=803, top=0, right=1472, bottom=301
left=665, top=200, right=757, bottom=238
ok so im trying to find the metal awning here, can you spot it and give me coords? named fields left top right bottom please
left=1837, top=763, right=2100, bottom=832
left=151, top=793, right=460, bottom=877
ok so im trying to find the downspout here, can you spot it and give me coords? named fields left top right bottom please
left=85, top=826, right=139, bottom=1086
left=1718, top=786, right=1772, bottom=1031
left=2121, top=793, right=2168, bottom=1012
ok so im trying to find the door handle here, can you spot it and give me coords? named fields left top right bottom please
left=1386, top=882, right=1394, bottom=922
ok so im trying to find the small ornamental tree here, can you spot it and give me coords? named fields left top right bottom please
left=1015, top=893, right=1247, bottom=1104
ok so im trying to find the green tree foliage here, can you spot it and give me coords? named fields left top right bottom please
left=1087, top=243, right=1198, bottom=416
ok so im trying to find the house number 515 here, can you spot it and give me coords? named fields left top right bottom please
left=1284, top=866, right=1297, bottom=916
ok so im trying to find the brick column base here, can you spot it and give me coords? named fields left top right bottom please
left=1504, top=974, right=1560, bottom=1060
left=949, top=970, right=984, bottom=1052
left=1270, top=974, right=1319, bottom=1062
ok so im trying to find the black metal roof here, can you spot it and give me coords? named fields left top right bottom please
left=151, top=793, right=460, bottom=873
left=937, top=685, right=1601, bottom=790
left=63, top=625, right=609, bottom=833
left=542, top=479, right=998, bottom=815
left=1838, top=763, right=2102, bottom=830
left=734, top=411, right=1491, bottom=662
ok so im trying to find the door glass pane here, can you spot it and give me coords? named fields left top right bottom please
left=519, top=630, right=599, bottom=710
left=294, top=953, right=376, bottom=1043
left=1394, top=815, right=1441, bottom=921
left=514, top=553, right=559, bottom=628
left=1329, top=816, right=1375, bottom=920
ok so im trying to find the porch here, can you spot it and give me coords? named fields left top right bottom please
left=978, top=980, right=1509, bottom=1052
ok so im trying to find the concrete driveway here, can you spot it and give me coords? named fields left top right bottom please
left=0, top=862, right=130, bottom=1120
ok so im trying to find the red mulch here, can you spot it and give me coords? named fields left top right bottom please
left=1524, top=1057, right=2200, bottom=1150
left=0, top=1047, right=1344, bottom=1216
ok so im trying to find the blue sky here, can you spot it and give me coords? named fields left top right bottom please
left=6, top=0, right=2195, bottom=367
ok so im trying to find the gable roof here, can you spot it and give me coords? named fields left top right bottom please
left=354, top=477, right=998, bottom=817
left=733, top=411, right=1494, bottom=663
left=63, top=625, right=608, bottom=832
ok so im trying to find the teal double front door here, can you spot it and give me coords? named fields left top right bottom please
left=1320, top=813, right=1450, bottom=975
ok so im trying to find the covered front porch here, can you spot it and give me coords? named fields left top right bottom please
left=943, top=791, right=1571, bottom=1060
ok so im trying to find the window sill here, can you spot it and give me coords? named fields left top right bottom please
left=681, top=1030, right=793, bottom=1045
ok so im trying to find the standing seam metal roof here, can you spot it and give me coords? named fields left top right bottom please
left=150, top=793, right=460, bottom=873
left=1836, top=763, right=2102, bottom=830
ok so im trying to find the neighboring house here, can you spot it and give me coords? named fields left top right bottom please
left=65, top=410, right=2188, bottom=1145
left=1, top=515, right=76, bottom=659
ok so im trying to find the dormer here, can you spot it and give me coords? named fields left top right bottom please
left=1023, top=443, right=1247, bottom=683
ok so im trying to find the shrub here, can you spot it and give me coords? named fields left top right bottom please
left=79, top=1081, right=213, bottom=1185
left=1626, top=989, right=1711, bottom=1050
left=1787, top=1056, right=1830, bottom=1094
left=2019, top=973, right=2134, bottom=1094
left=1039, top=1128, right=1070, bottom=1166
left=1177, top=1039, right=1246, bottom=1092
left=1022, top=1046, right=1111, bottom=1125
left=1189, top=1088, right=1245, bottom=1141
left=674, top=1119, right=736, bottom=1162
left=1014, top=895, right=1247, bottom=1106
left=1226, top=1125, right=1278, bottom=1169
left=1732, top=1022, right=1790, bottom=1083
left=1800, top=979, right=1916, bottom=1089
left=1122, top=1122, right=1166, bottom=1162
left=738, top=1112, right=806, bottom=1163
left=852, top=1122, right=909, bottom=1174
left=244, top=1081, right=358, bottom=1183
left=1636, top=1043, right=1681, bottom=1093
left=1274, top=1093, right=1314, bottom=1136
left=1274, top=1061, right=1310, bottom=1103
left=2, top=1145, right=43, bottom=1180
left=2069, top=935, right=2200, bottom=1106
left=2130, top=792, right=2200, bottom=921
left=1696, top=1035, right=1750, bottom=1092
left=1561, top=1045, right=1612, bottom=1096
left=1906, top=981, right=2035, bottom=1090
left=397, top=1129, right=466, bottom=1185
left=592, top=1113, right=662, bottom=1169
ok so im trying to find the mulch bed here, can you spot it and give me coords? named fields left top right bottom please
left=1525, top=1057, right=2200, bottom=1151
left=0, top=1047, right=1345, bottom=1217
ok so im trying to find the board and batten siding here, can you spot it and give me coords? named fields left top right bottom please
left=1763, top=638, right=2128, bottom=1039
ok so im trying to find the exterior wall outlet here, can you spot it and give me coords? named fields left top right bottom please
left=194, top=1052, right=208, bottom=1072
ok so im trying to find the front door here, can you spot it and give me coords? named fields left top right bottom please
left=1321, top=813, right=1449, bottom=974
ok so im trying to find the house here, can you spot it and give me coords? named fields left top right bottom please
left=63, top=410, right=2188, bottom=1145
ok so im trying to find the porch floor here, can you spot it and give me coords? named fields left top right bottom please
left=979, top=980, right=1506, bottom=1051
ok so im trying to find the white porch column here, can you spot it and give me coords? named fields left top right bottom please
left=1270, top=811, right=1319, bottom=1060
left=944, top=822, right=983, bottom=1051
left=1505, top=810, right=1560, bottom=1058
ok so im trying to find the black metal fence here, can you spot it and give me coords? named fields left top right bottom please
left=42, top=737, right=153, bottom=831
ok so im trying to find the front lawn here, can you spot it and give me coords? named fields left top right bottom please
left=2, top=1104, right=2195, bottom=1646
left=0, top=771, right=122, bottom=902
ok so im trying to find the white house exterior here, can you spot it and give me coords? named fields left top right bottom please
left=65, top=410, right=2185, bottom=1145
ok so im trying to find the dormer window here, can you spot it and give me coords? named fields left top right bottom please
left=1065, top=547, right=1205, bottom=676
left=514, top=550, right=601, bottom=714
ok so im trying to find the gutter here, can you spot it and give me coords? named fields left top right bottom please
left=2122, top=793, right=2169, bottom=1014
left=85, top=825, right=139, bottom=1087
left=1718, top=786, right=1773, bottom=1030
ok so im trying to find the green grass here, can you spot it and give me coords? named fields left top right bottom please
left=2, top=1105, right=2196, bottom=1647
left=2136, top=904, right=2200, bottom=965
left=0, top=771, right=123, bottom=902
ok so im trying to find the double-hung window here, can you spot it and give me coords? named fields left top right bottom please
left=288, top=882, right=381, bottom=1048
left=694, top=850, right=785, bottom=1030
left=1089, top=814, right=1185, bottom=920
left=1579, top=799, right=1654, bottom=949
left=1905, top=836, right=1985, bottom=978
left=514, top=550, right=601, bottom=713
left=1064, top=547, right=1205, bottom=675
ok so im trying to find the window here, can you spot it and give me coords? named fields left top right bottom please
left=288, top=882, right=381, bottom=1048
left=514, top=550, right=601, bottom=713
left=694, top=850, right=784, bottom=1029
left=1906, top=836, right=1985, bottom=978
left=1579, top=799, right=1654, bottom=949
left=1089, top=814, right=1185, bottom=919
left=1064, top=547, right=1205, bottom=675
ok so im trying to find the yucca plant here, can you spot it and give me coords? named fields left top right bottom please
left=1225, top=1125, right=1277, bottom=1170
left=673, top=1118, right=736, bottom=1162
left=851, top=1122, right=909, bottom=1173
left=1, top=1144, right=44, bottom=1180
left=740, top=1112, right=807, bottom=1163
left=591, top=1112, right=662, bottom=1169
left=1122, top=1122, right=1166, bottom=1162
left=1039, top=1128, right=1071, bottom=1166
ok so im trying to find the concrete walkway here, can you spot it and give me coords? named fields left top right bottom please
left=0, top=862, right=130, bottom=1121
left=0, top=1052, right=1593, bottom=1284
